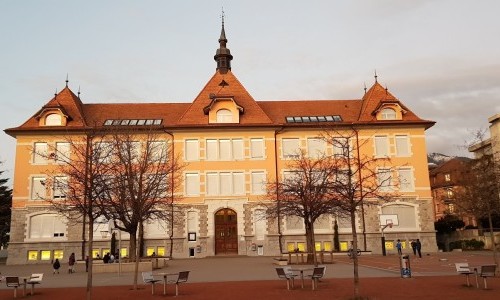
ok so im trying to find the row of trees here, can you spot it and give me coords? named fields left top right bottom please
left=36, top=128, right=184, bottom=299
left=0, top=163, right=12, bottom=249
left=263, top=128, right=398, bottom=298
left=35, top=126, right=404, bottom=299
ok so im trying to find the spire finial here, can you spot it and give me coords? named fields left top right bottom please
left=214, top=10, right=233, bottom=73
left=77, top=85, right=81, bottom=98
left=221, top=7, right=225, bottom=28
left=54, top=88, right=58, bottom=99
left=65, top=74, right=69, bottom=87
left=374, top=70, right=378, bottom=82
left=364, top=82, right=367, bottom=94
left=385, top=85, right=388, bottom=95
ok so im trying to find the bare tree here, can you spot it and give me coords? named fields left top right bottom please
left=93, top=129, right=184, bottom=289
left=321, top=127, right=396, bottom=298
left=264, top=150, right=340, bottom=265
left=38, top=130, right=112, bottom=300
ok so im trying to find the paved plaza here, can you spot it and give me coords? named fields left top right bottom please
left=0, top=251, right=499, bottom=299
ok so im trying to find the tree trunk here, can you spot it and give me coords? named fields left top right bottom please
left=333, top=220, right=340, bottom=252
left=351, top=210, right=360, bottom=298
left=487, top=212, right=499, bottom=274
left=305, top=220, right=317, bottom=265
left=129, top=230, right=137, bottom=261
left=132, top=224, right=141, bottom=290
left=86, top=217, right=93, bottom=300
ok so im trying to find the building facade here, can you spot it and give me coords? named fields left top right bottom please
left=429, top=157, right=476, bottom=226
left=5, top=24, right=437, bottom=264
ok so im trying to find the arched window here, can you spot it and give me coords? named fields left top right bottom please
left=29, top=214, right=66, bottom=239
left=216, top=109, right=233, bottom=123
left=380, top=108, right=396, bottom=120
left=45, top=113, right=62, bottom=126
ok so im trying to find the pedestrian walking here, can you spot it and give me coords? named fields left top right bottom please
left=53, top=258, right=61, bottom=274
left=68, top=252, right=76, bottom=273
left=396, top=239, right=402, bottom=255
left=410, top=240, right=417, bottom=256
left=416, top=239, right=422, bottom=258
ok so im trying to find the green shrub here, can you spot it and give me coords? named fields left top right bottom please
left=449, top=239, right=485, bottom=250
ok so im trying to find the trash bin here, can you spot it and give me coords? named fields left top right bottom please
left=400, top=255, right=411, bottom=278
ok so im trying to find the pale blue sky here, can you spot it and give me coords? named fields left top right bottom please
left=1, top=1, right=500, bottom=181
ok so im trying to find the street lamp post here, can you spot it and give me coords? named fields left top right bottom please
left=112, top=228, right=122, bottom=276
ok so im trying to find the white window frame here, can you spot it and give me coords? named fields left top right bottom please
left=205, top=171, right=245, bottom=196
left=205, top=139, right=243, bottom=161
left=216, top=109, right=233, bottom=123
left=45, top=113, right=62, bottom=126
left=148, top=141, right=167, bottom=162
left=380, top=108, right=396, bottom=120
left=53, top=176, right=68, bottom=199
left=250, top=138, right=264, bottom=159
left=251, top=171, right=266, bottom=195
left=395, top=135, right=410, bottom=157
left=398, top=168, right=414, bottom=192
left=185, top=173, right=200, bottom=196
left=31, top=176, right=46, bottom=200
left=28, top=213, right=66, bottom=240
left=377, top=168, right=392, bottom=192
left=33, top=142, right=48, bottom=164
left=55, top=142, right=70, bottom=164
left=374, top=136, right=389, bottom=157
left=185, top=139, right=199, bottom=161
left=282, top=138, right=300, bottom=159
left=307, top=137, right=326, bottom=158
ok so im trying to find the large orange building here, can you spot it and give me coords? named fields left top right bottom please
left=5, top=23, right=437, bottom=264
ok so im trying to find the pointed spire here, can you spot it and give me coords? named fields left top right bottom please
left=65, top=74, right=69, bottom=87
left=214, top=9, right=233, bottom=74
left=54, top=88, right=58, bottom=99
left=374, top=70, right=378, bottom=82
left=77, top=86, right=81, bottom=98
left=364, top=82, right=367, bottom=94
left=385, top=85, right=388, bottom=95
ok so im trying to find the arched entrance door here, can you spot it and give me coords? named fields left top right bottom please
left=214, top=208, right=238, bottom=255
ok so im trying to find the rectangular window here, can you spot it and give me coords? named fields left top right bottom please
left=233, top=172, right=245, bottom=195
left=333, top=137, right=350, bottom=157
left=251, top=172, right=266, bottom=195
left=297, top=242, right=306, bottom=252
left=95, top=141, right=112, bottom=163
left=33, top=142, right=48, bottom=164
left=254, top=209, right=266, bottom=240
left=286, top=216, right=304, bottom=230
left=206, top=139, right=218, bottom=160
left=250, top=138, right=264, bottom=159
left=31, top=177, right=46, bottom=200
left=53, top=250, right=64, bottom=259
left=185, top=139, right=199, bottom=161
left=206, top=172, right=218, bottom=196
left=287, top=242, right=296, bottom=252
left=398, top=168, right=414, bottom=192
left=187, top=211, right=198, bottom=239
left=374, top=136, right=389, bottom=157
left=444, top=173, right=451, bottom=181
left=157, top=247, right=165, bottom=256
left=307, top=138, right=326, bottom=158
left=219, top=139, right=231, bottom=160
left=395, top=135, right=410, bottom=157
left=41, top=250, right=51, bottom=260
left=28, top=251, right=38, bottom=261
left=323, top=241, right=332, bottom=251
left=185, top=173, right=200, bottom=196
left=53, top=176, right=68, bottom=199
left=282, top=138, right=300, bottom=158
left=148, top=141, right=167, bottom=162
left=146, top=247, right=155, bottom=256
left=205, top=172, right=245, bottom=196
left=232, top=139, right=244, bottom=160
left=206, top=139, right=243, bottom=161
left=55, top=142, right=70, bottom=163
left=92, top=249, right=101, bottom=259
left=377, top=168, right=392, bottom=191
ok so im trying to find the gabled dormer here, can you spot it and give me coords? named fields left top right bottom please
left=35, top=106, right=71, bottom=126
left=372, top=101, right=407, bottom=121
left=204, top=94, right=244, bottom=124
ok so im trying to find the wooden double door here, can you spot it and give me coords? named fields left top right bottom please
left=214, top=208, right=238, bottom=255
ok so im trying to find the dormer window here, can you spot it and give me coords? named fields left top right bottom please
left=216, top=109, right=233, bottom=123
left=380, top=108, right=396, bottom=120
left=45, top=113, right=62, bottom=126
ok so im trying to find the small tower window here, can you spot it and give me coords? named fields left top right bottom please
left=45, top=113, right=62, bottom=126
left=216, top=109, right=233, bottom=123
left=380, top=108, right=396, bottom=120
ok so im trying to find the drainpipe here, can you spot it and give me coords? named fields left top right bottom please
left=274, top=127, right=285, bottom=254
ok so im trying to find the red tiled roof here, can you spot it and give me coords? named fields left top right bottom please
left=177, top=70, right=272, bottom=125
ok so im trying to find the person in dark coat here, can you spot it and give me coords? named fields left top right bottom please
left=53, top=258, right=61, bottom=274
left=416, top=239, right=422, bottom=258
left=410, top=240, right=417, bottom=256
left=68, top=253, right=76, bottom=273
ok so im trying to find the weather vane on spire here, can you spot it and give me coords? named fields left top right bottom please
left=65, top=74, right=69, bottom=87
left=221, top=7, right=225, bottom=27
left=374, top=69, right=378, bottom=82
